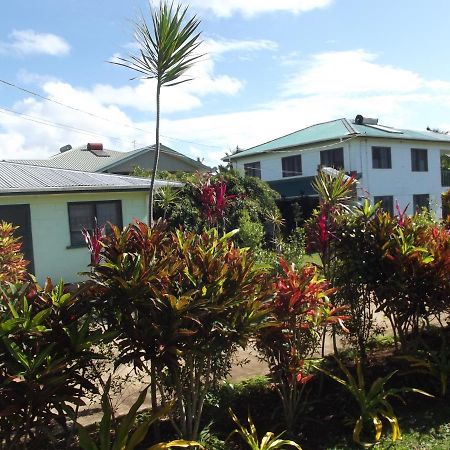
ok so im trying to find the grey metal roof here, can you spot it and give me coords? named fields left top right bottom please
left=7, top=143, right=210, bottom=172
left=0, top=161, right=180, bottom=195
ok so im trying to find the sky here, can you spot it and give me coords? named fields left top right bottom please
left=2, top=0, right=450, bottom=167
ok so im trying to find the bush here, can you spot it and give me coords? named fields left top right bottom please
left=87, top=221, right=273, bottom=440
left=0, top=222, right=28, bottom=283
left=0, top=280, right=111, bottom=448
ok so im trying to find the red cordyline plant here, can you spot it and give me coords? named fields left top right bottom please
left=82, top=221, right=105, bottom=265
left=256, top=258, right=348, bottom=434
left=195, top=174, right=236, bottom=228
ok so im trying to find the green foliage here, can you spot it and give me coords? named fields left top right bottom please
left=0, top=221, right=28, bottom=283
left=398, top=333, right=450, bottom=398
left=88, top=221, right=272, bottom=440
left=238, top=209, right=265, bottom=249
left=152, top=168, right=280, bottom=237
left=255, top=260, right=346, bottom=433
left=226, top=409, right=302, bottom=450
left=0, top=279, right=112, bottom=448
left=77, top=378, right=203, bottom=450
left=316, top=358, right=433, bottom=447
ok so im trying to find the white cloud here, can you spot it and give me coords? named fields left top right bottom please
left=204, top=38, right=278, bottom=55
left=284, top=50, right=424, bottom=96
left=3, top=47, right=450, bottom=168
left=188, top=0, right=333, bottom=17
left=0, top=29, right=70, bottom=56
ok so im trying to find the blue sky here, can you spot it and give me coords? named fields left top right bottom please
left=2, top=0, right=450, bottom=166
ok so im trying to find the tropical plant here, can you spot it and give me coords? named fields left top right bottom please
left=331, top=200, right=385, bottom=359
left=77, top=377, right=203, bottom=450
left=87, top=221, right=272, bottom=441
left=0, top=279, right=112, bottom=449
left=152, top=168, right=280, bottom=238
left=255, top=259, right=347, bottom=434
left=0, top=221, right=28, bottom=283
left=112, top=0, right=203, bottom=225
left=154, top=185, right=181, bottom=221
left=226, top=409, right=302, bottom=450
left=238, top=209, right=265, bottom=249
left=316, top=358, right=433, bottom=447
left=397, top=333, right=450, bottom=397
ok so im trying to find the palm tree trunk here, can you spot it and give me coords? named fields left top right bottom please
left=149, top=81, right=162, bottom=226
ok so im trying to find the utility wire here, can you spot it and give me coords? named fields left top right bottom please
left=0, top=106, right=128, bottom=143
left=0, top=78, right=223, bottom=149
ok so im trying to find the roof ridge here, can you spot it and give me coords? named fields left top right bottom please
left=243, top=118, right=346, bottom=153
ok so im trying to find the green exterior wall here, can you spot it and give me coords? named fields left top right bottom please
left=0, top=190, right=148, bottom=284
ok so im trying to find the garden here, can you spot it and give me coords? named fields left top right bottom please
left=1, top=169, right=449, bottom=449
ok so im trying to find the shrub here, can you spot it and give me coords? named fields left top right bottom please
left=0, top=279, right=111, bottom=448
left=151, top=167, right=280, bottom=237
left=0, top=221, right=28, bottom=283
left=87, top=221, right=273, bottom=440
left=255, top=259, right=347, bottom=433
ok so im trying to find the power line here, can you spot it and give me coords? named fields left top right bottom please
left=0, top=78, right=223, bottom=149
left=0, top=106, right=130, bottom=143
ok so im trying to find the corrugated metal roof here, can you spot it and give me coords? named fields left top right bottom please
left=0, top=161, right=180, bottom=195
left=228, top=118, right=450, bottom=160
left=7, top=143, right=210, bottom=172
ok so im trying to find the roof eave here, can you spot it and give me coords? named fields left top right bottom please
left=226, top=134, right=359, bottom=161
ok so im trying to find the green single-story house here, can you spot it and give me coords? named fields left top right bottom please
left=0, top=161, right=180, bottom=283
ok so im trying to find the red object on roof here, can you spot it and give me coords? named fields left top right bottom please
left=87, top=143, right=103, bottom=151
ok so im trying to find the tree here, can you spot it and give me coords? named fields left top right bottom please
left=113, top=1, right=203, bottom=225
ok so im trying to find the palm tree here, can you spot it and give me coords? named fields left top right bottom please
left=112, top=1, right=203, bottom=225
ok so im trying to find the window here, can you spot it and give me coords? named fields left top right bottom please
left=68, top=200, right=122, bottom=246
left=372, top=146, right=392, bottom=169
left=282, top=155, right=302, bottom=177
left=413, top=194, right=430, bottom=212
left=244, top=161, right=261, bottom=178
left=320, top=148, right=344, bottom=169
left=374, top=195, right=394, bottom=216
left=411, top=148, right=428, bottom=171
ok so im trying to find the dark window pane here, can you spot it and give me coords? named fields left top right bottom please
left=413, top=194, right=430, bottom=211
left=69, top=204, right=95, bottom=245
left=372, top=147, right=392, bottom=169
left=320, top=148, right=344, bottom=169
left=96, top=202, right=121, bottom=227
left=68, top=201, right=122, bottom=246
left=374, top=195, right=394, bottom=215
left=244, top=161, right=261, bottom=178
left=411, top=148, right=428, bottom=172
left=282, top=155, right=302, bottom=177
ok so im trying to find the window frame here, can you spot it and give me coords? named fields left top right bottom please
left=374, top=195, right=394, bottom=216
left=243, top=161, right=261, bottom=179
left=320, top=147, right=344, bottom=169
left=281, top=154, right=302, bottom=178
left=411, top=148, right=428, bottom=172
left=372, top=146, right=392, bottom=169
left=67, top=200, right=123, bottom=247
left=412, top=194, right=430, bottom=212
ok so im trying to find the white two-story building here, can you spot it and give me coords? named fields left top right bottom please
left=226, top=115, right=450, bottom=218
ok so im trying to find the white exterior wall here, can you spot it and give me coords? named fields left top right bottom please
left=359, top=138, right=448, bottom=217
left=233, top=141, right=354, bottom=181
left=232, top=137, right=449, bottom=218
left=0, top=190, right=148, bottom=284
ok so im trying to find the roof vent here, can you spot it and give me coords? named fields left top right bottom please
left=60, top=144, right=72, bottom=153
left=355, top=115, right=378, bottom=125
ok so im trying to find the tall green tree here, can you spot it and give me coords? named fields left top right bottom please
left=113, top=1, right=203, bottom=225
